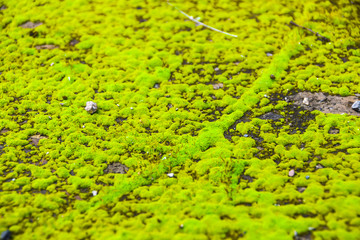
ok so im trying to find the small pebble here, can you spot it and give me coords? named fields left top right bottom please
left=243, top=134, right=248, bottom=137
left=303, top=97, right=310, bottom=105
left=266, top=52, right=273, bottom=57
left=167, top=173, right=174, bottom=178
left=179, top=224, right=184, bottom=229
left=1, top=230, right=11, bottom=240
left=270, top=74, right=275, bottom=80
left=50, top=62, right=54, bottom=66
left=85, top=101, right=97, bottom=114
left=315, top=164, right=324, bottom=170
left=351, top=101, right=360, bottom=112
left=306, top=175, right=310, bottom=180
left=288, top=169, right=295, bottom=177
left=130, top=107, right=133, bottom=110
left=154, top=83, right=160, bottom=89
left=92, top=190, right=97, bottom=196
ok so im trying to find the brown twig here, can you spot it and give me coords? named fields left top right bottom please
left=290, top=21, right=330, bottom=42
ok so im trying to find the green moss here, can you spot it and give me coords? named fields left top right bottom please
left=0, top=0, right=359, bottom=239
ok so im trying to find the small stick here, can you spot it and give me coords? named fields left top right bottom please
left=167, top=1, right=238, bottom=38
left=290, top=21, right=330, bottom=42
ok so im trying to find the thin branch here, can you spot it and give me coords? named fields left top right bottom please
left=290, top=21, right=330, bottom=42
left=167, top=1, right=238, bottom=38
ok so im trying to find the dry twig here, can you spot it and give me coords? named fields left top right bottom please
left=290, top=21, right=330, bottom=42
left=167, top=1, right=238, bottom=38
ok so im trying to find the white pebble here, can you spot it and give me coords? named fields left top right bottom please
left=303, top=97, right=309, bottom=105
left=50, top=62, right=54, bottom=66
left=92, top=190, right=97, bottom=196
left=289, top=169, right=295, bottom=177
left=85, top=101, right=98, bottom=114
left=167, top=173, right=174, bottom=178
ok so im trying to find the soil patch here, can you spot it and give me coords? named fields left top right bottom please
left=19, top=21, right=43, bottom=28
left=288, top=92, right=360, bottom=116
left=35, top=45, right=58, bottom=50
left=104, top=163, right=129, bottom=174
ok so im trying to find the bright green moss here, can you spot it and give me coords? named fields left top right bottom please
left=0, top=0, right=359, bottom=239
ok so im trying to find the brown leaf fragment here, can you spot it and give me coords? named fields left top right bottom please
left=35, top=45, right=58, bottom=50
left=19, top=21, right=43, bottom=29
left=29, top=135, right=47, bottom=146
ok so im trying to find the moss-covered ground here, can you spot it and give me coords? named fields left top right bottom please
left=1, top=0, right=360, bottom=239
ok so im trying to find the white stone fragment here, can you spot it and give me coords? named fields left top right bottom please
left=85, top=101, right=98, bottom=114
left=92, top=190, right=98, bottom=196
left=50, top=62, right=54, bottom=66
left=289, top=169, right=295, bottom=177
left=167, top=173, right=174, bottom=178
left=303, top=97, right=309, bottom=105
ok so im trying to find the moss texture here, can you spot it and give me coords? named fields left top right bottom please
left=0, top=0, right=360, bottom=239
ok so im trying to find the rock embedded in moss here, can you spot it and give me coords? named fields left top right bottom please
left=352, top=101, right=360, bottom=112
left=85, top=101, right=98, bottom=114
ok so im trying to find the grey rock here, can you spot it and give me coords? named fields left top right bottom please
left=352, top=101, right=360, bottom=112
left=85, top=101, right=98, bottom=114
left=259, top=112, right=283, bottom=120
left=1, top=230, right=11, bottom=240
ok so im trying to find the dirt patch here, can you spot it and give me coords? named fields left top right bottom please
left=0, top=128, right=9, bottom=134
left=35, top=45, right=58, bottom=50
left=29, top=135, right=47, bottom=146
left=104, top=163, right=129, bottom=174
left=69, top=39, right=80, bottom=46
left=288, top=92, right=360, bottom=116
left=19, top=21, right=43, bottom=28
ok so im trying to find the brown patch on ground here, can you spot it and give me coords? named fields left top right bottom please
left=0, top=128, right=9, bottom=134
left=29, top=135, right=47, bottom=146
left=104, top=163, right=129, bottom=174
left=19, top=21, right=43, bottom=29
left=74, top=195, right=82, bottom=200
left=35, top=45, right=58, bottom=50
left=288, top=92, right=360, bottom=116
left=212, top=83, right=224, bottom=90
